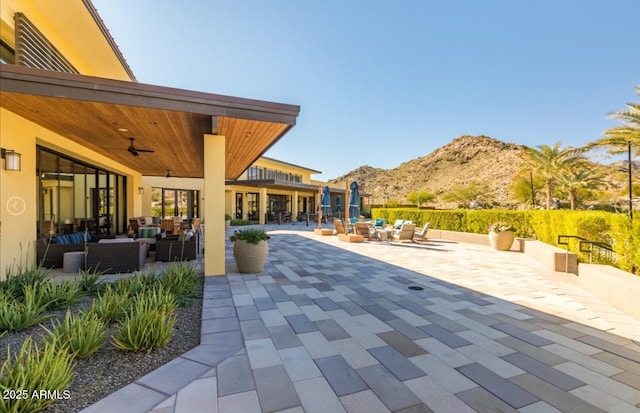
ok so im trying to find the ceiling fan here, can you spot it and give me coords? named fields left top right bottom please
left=126, top=137, right=155, bottom=156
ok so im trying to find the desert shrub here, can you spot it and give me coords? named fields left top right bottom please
left=134, top=284, right=178, bottom=313
left=0, top=336, right=74, bottom=413
left=75, top=268, right=106, bottom=296
left=160, top=263, right=201, bottom=306
left=111, top=274, right=148, bottom=297
left=0, top=265, right=47, bottom=299
left=41, top=280, right=84, bottom=311
left=0, top=286, right=51, bottom=333
left=230, top=219, right=253, bottom=226
left=111, top=286, right=177, bottom=353
left=45, top=310, right=106, bottom=359
left=87, top=284, right=132, bottom=323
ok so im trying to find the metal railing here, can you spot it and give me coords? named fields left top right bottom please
left=557, top=235, right=615, bottom=267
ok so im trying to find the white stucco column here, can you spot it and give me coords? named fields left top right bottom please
left=242, top=192, right=249, bottom=220
left=203, top=133, right=225, bottom=276
left=259, top=187, right=267, bottom=225
left=292, top=191, right=299, bottom=221
left=228, top=189, right=236, bottom=220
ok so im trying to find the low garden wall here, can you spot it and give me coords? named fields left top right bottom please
left=428, top=229, right=636, bottom=319
left=577, top=264, right=640, bottom=320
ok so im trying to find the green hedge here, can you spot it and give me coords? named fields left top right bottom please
left=372, top=208, right=638, bottom=274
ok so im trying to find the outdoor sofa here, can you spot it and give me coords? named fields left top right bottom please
left=37, top=235, right=145, bottom=273
left=155, top=235, right=197, bottom=262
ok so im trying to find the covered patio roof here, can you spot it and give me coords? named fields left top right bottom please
left=0, top=65, right=300, bottom=179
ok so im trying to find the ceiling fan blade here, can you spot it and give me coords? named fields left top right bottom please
left=125, top=137, right=155, bottom=155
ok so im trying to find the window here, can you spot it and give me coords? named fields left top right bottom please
left=246, top=166, right=301, bottom=182
left=37, top=146, right=126, bottom=237
left=151, top=188, right=199, bottom=219
left=0, top=40, right=15, bottom=64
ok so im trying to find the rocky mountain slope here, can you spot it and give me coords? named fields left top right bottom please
left=329, top=135, right=632, bottom=208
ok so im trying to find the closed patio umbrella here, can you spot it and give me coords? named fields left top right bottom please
left=349, top=181, right=360, bottom=218
left=335, top=195, right=341, bottom=216
left=321, top=186, right=332, bottom=216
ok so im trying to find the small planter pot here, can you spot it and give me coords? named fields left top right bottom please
left=233, top=239, right=268, bottom=273
left=225, top=220, right=231, bottom=230
left=488, top=231, right=515, bottom=251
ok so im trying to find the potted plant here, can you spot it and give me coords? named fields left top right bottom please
left=230, top=228, right=269, bottom=273
left=488, top=222, right=516, bottom=251
left=224, top=213, right=232, bottom=230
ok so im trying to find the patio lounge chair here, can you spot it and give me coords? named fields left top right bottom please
left=392, top=223, right=416, bottom=242
left=334, top=219, right=347, bottom=235
left=414, top=223, right=429, bottom=241
left=353, top=222, right=374, bottom=240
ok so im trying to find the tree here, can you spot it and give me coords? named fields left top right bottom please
left=406, top=190, right=436, bottom=208
left=521, top=142, right=584, bottom=209
left=585, top=86, right=640, bottom=219
left=509, top=174, right=545, bottom=206
left=557, top=164, right=609, bottom=210
left=442, top=180, right=491, bottom=207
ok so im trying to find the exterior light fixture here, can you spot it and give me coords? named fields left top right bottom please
left=138, top=186, right=144, bottom=195
left=166, top=169, right=171, bottom=178
left=1, top=148, right=21, bottom=171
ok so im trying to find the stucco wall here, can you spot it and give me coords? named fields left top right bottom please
left=0, top=108, right=142, bottom=277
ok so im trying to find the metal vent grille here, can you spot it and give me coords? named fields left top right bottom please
left=14, top=12, right=78, bottom=74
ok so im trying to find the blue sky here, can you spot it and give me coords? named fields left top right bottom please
left=92, top=0, right=639, bottom=179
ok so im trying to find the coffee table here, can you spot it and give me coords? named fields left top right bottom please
left=376, top=229, right=391, bottom=241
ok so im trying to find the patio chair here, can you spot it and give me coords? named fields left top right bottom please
left=414, top=222, right=429, bottom=241
left=373, top=218, right=386, bottom=229
left=333, top=219, right=347, bottom=235
left=353, top=222, right=374, bottom=240
left=392, top=219, right=405, bottom=230
left=392, top=223, right=416, bottom=242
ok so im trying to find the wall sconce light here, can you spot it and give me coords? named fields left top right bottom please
left=1, top=148, right=21, bottom=171
left=138, top=186, right=144, bottom=195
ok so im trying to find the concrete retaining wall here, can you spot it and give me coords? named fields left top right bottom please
left=521, top=239, right=578, bottom=275
left=428, top=229, right=637, bottom=320
left=428, top=230, right=577, bottom=273
left=578, top=264, right=640, bottom=320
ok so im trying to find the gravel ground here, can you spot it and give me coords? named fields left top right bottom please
left=0, top=281, right=203, bottom=413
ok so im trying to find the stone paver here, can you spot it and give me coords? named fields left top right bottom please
left=81, top=224, right=640, bottom=413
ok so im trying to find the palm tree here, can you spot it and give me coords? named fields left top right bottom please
left=521, top=142, right=584, bottom=209
left=586, top=86, right=640, bottom=219
left=557, top=164, right=609, bottom=210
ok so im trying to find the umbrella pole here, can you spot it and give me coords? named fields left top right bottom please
left=318, top=185, right=322, bottom=229
left=345, top=180, right=349, bottom=230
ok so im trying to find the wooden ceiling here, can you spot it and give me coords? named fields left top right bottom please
left=0, top=65, right=299, bottom=179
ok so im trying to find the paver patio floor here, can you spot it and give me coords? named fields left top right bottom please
left=83, top=225, right=640, bottom=413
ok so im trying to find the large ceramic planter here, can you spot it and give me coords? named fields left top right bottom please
left=233, top=239, right=268, bottom=273
left=488, top=231, right=515, bottom=251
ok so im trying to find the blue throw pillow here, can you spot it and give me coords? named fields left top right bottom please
left=375, top=218, right=385, bottom=227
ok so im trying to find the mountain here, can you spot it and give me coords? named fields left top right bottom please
left=329, top=135, right=630, bottom=208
